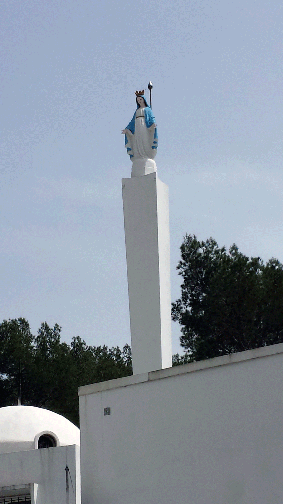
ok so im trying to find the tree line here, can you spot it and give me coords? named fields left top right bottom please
left=0, top=318, right=132, bottom=426
left=172, top=234, right=283, bottom=362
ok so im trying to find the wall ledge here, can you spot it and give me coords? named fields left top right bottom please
left=78, top=342, right=283, bottom=397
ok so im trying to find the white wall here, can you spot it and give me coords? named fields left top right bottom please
left=0, top=444, right=80, bottom=504
left=79, top=343, right=283, bottom=504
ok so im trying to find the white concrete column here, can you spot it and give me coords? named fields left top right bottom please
left=122, top=172, right=172, bottom=375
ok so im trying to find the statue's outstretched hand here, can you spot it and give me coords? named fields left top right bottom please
left=121, top=129, right=127, bottom=134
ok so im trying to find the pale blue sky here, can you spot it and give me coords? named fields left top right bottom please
left=1, top=0, right=283, bottom=354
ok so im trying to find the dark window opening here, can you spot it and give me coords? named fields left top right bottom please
left=37, top=433, right=57, bottom=449
left=0, top=497, right=31, bottom=503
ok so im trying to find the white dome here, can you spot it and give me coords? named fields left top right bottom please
left=0, top=405, right=80, bottom=454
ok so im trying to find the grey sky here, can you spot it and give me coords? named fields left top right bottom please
left=1, top=0, right=283, bottom=354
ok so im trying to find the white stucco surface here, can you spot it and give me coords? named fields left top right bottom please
left=0, top=444, right=80, bottom=504
left=0, top=406, right=81, bottom=503
left=0, top=405, right=80, bottom=453
left=122, top=172, right=172, bottom=374
left=79, top=343, right=283, bottom=504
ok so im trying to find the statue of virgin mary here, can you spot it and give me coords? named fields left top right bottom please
left=122, top=91, right=158, bottom=177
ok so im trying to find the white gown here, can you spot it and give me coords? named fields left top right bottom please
left=126, top=108, right=157, bottom=160
left=127, top=108, right=157, bottom=161
left=125, top=107, right=157, bottom=177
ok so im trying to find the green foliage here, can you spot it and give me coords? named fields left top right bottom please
left=0, top=318, right=34, bottom=406
left=0, top=319, right=132, bottom=425
left=172, top=235, right=283, bottom=362
left=172, top=353, right=192, bottom=366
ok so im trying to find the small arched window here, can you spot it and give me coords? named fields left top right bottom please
left=37, top=433, right=57, bottom=449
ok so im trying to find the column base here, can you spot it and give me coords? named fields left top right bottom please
left=131, top=158, right=157, bottom=177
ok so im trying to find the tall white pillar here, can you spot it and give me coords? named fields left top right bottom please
left=122, top=172, right=172, bottom=375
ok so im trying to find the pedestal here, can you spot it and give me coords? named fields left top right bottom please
left=122, top=172, right=172, bottom=375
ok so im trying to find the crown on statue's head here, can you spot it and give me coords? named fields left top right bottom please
left=135, top=90, right=145, bottom=97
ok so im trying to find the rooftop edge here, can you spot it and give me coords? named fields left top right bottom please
left=78, top=342, right=283, bottom=397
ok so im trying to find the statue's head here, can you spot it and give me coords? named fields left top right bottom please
left=135, top=90, right=149, bottom=108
